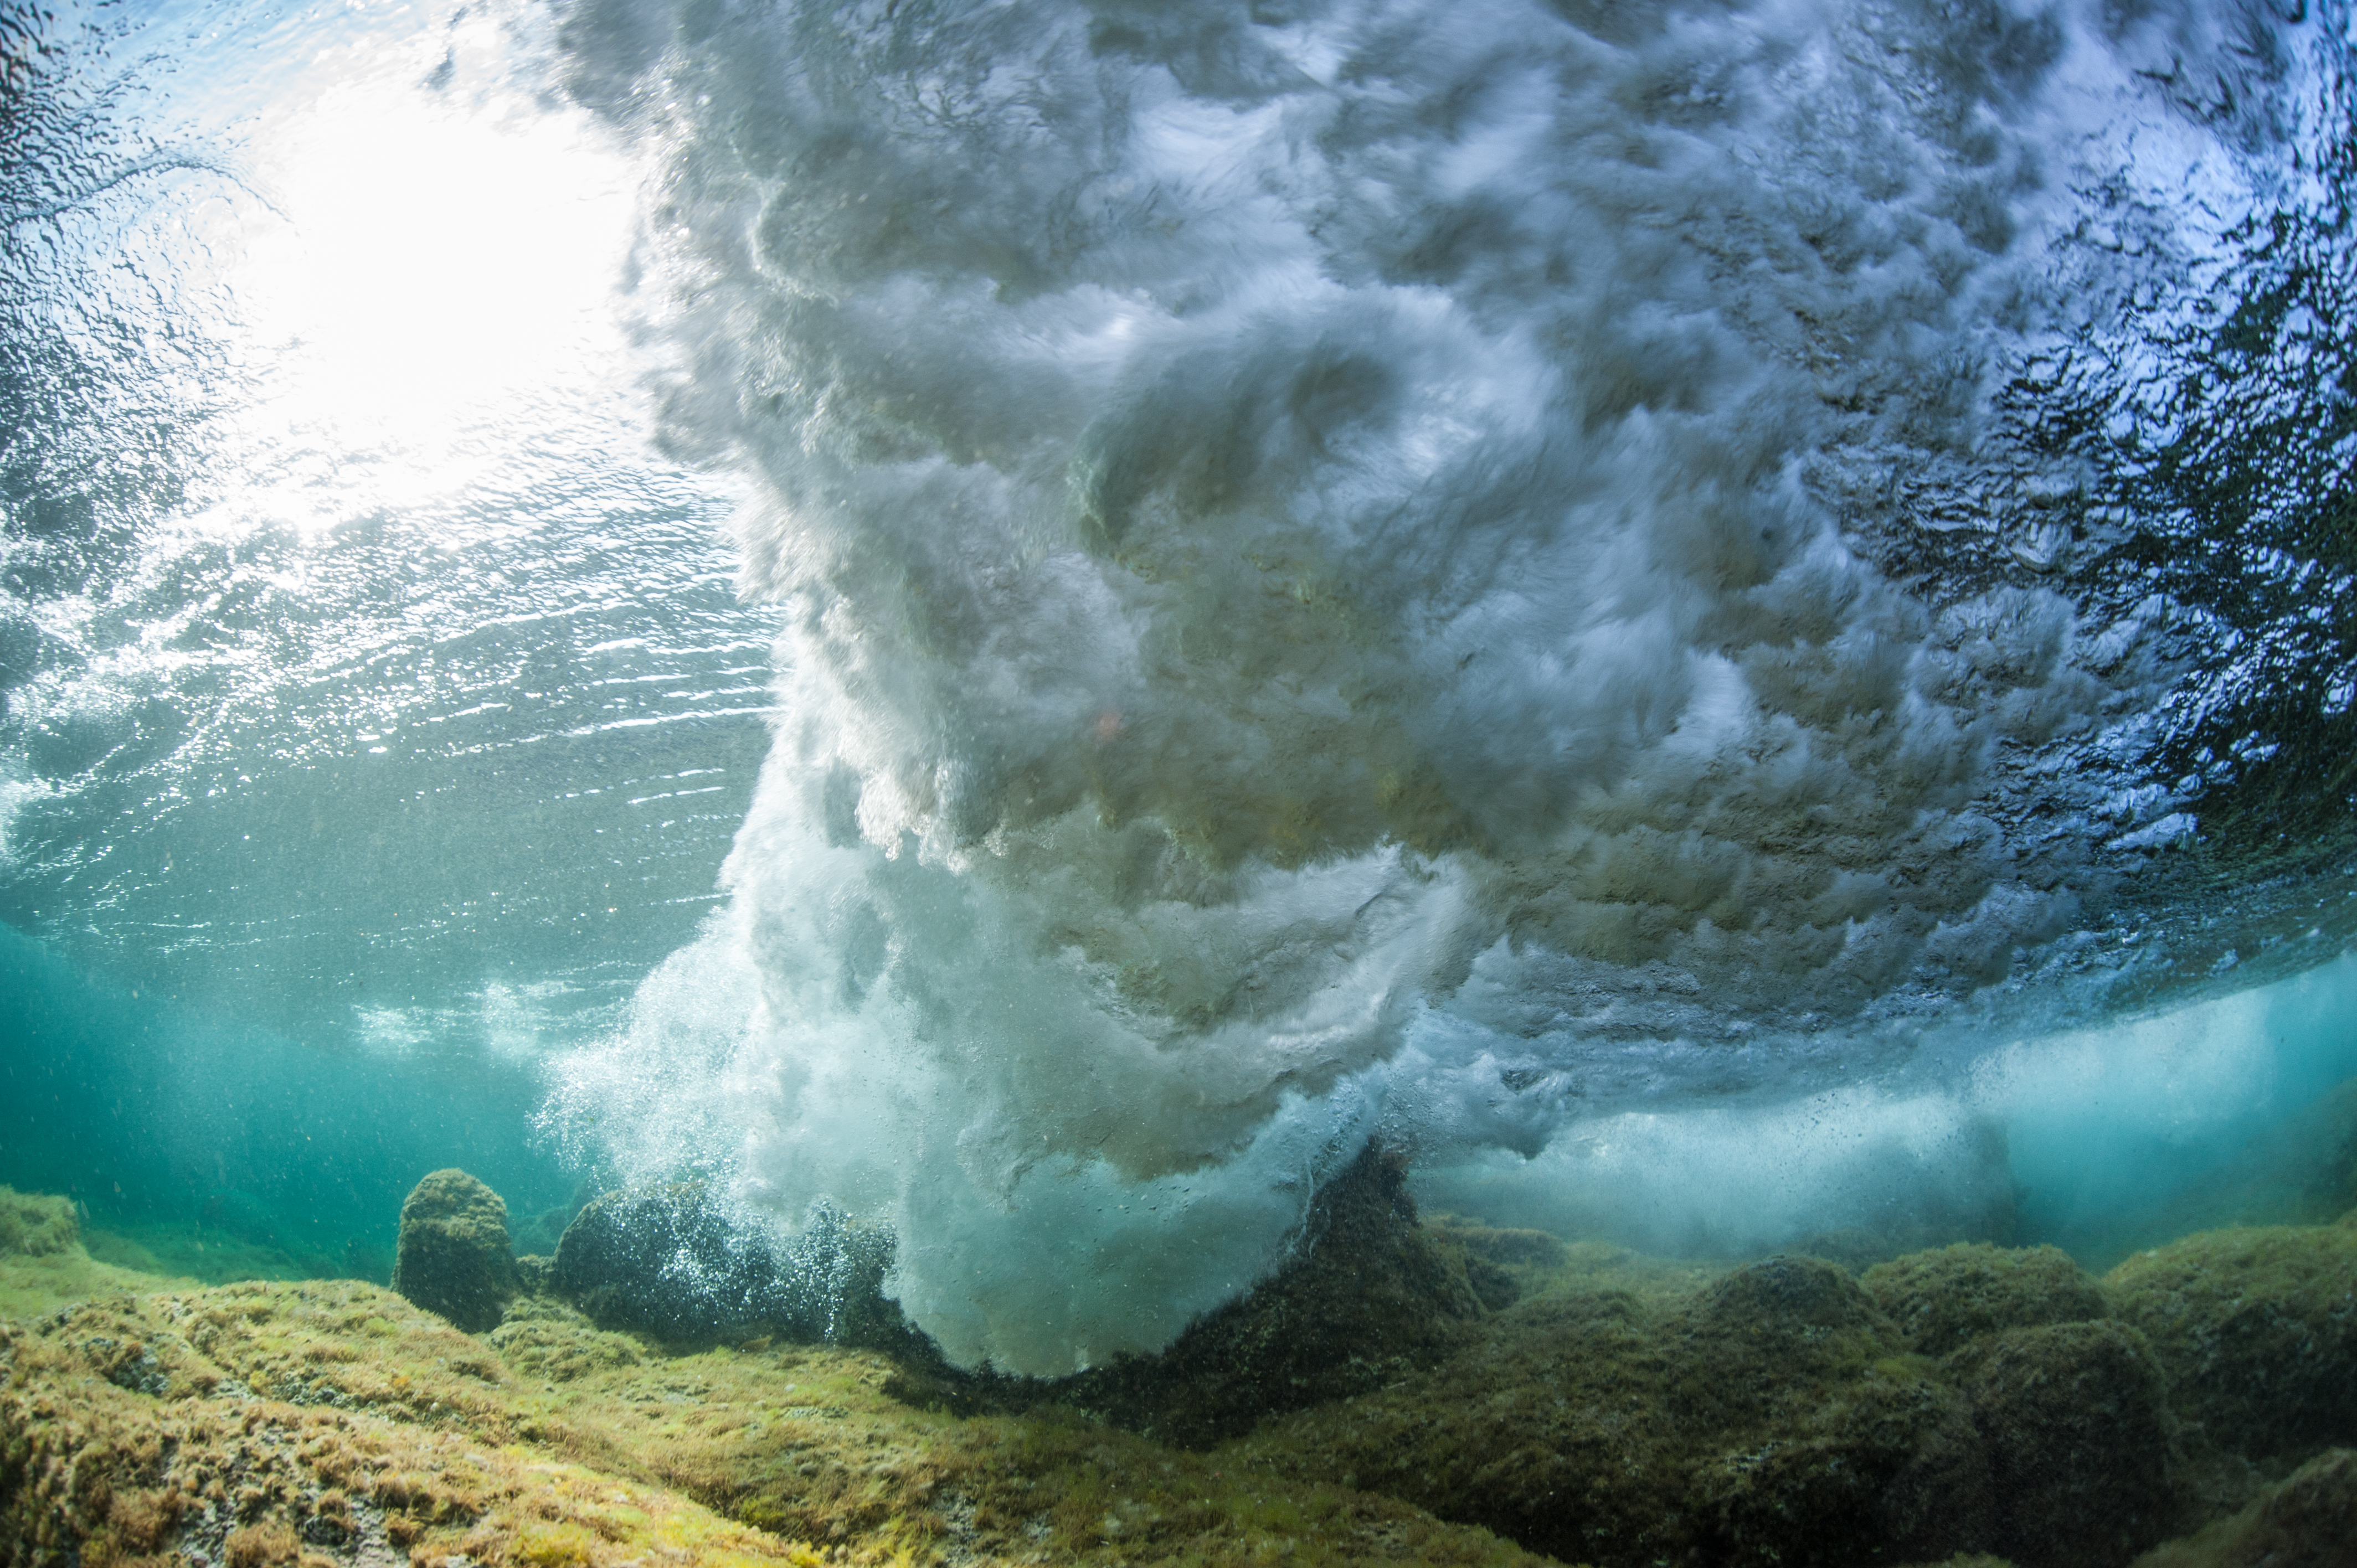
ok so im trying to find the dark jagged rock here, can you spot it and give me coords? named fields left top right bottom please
left=1958, top=1321, right=2181, bottom=1568
left=1865, top=1242, right=2112, bottom=1357
left=2107, top=1221, right=2357, bottom=1461
left=1052, top=1146, right=1485, bottom=1448
left=551, top=1182, right=900, bottom=1349
left=390, top=1169, right=518, bottom=1333
left=885, top=1146, right=1487, bottom=1446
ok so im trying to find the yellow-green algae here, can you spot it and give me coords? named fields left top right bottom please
left=0, top=1194, right=79, bottom=1261
left=11, top=1184, right=2357, bottom=1568
left=0, top=1256, right=1552, bottom=1566
left=1, top=1191, right=191, bottom=1324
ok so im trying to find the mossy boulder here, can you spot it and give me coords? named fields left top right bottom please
left=1865, top=1243, right=2111, bottom=1357
left=2132, top=1446, right=2357, bottom=1568
left=1958, top=1321, right=2180, bottom=1568
left=1431, top=1219, right=1569, bottom=1311
left=0, top=1187, right=78, bottom=1256
left=2107, top=1222, right=2357, bottom=1461
left=391, top=1168, right=518, bottom=1333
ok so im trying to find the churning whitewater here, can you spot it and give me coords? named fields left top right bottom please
left=524, top=0, right=2353, bottom=1371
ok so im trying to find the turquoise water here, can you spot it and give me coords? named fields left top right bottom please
left=2, top=0, right=2354, bottom=1380
left=0, top=924, right=574, bottom=1277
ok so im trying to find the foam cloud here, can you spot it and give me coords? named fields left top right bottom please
left=549, top=0, right=2310, bottom=1371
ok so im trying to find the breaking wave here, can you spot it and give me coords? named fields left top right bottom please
left=538, top=0, right=2357, bottom=1370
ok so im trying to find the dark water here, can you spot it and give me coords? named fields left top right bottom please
left=2, top=0, right=2354, bottom=1380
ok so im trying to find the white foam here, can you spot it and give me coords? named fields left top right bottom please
left=544, top=0, right=2329, bottom=1370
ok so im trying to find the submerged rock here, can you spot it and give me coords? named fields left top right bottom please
left=1432, top=1219, right=1569, bottom=1311
left=552, top=1182, right=899, bottom=1348
left=488, top=1294, right=646, bottom=1382
left=1233, top=1238, right=2231, bottom=1568
left=1051, top=1146, right=1486, bottom=1448
left=1958, top=1321, right=2180, bottom=1568
left=2132, top=1447, right=2357, bottom=1568
left=1864, top=1242, right=2112, bottom=1357
left=1239, top=1247, right=1988, bottom=1568
left=390, top=1168, right=518, bottom=1333
left=0, top=1187, right=78, bottom=1256
left=2107, top=1221, right=2357, bottom=1461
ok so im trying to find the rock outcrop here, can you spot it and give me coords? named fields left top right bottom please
left=1053, top=1146, right=1486, bottom=1448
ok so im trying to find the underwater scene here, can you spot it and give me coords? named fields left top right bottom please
left=3, top=0, right=2356, bottom=1563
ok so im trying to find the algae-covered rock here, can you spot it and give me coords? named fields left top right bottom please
left=1240, top=1247, right=1995, bottom=1568
left=2132, top=1447, right=2357, bottom=1568
left=1865, top=1243, right=2111, bottom=1357
left=0, top=1187, right=79, bottom=1256
left=1702, top=1371, right=1993, bottom=1568
left=553, top=1182, right=898, bottom=1348
left=1431, top=1219, right=1569, bottom=1311
left=391, top=1168, right=518, bottom=1333
left=2107, top=1222, right=2357, bottom=1460
left=0, top=1267, right=1558, bottom=1568
left=487, top=1293, right=645, bottom=1382
left=1051, top=1146, right=1485, bottom=1448
left=1960, top=1321, right=2180, bottom=1568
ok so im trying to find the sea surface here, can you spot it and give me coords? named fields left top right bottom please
left=3, top=0, right=2354, bottom=1386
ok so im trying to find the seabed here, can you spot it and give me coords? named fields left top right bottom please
left=3, top=1162, right=2353, bottom=1568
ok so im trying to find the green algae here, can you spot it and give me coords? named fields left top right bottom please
left=0, top=1260, right=1552, bottom=1567
left=2129, top=1448, right=2357, bottom=1568
left=0, top=1191, right=79, bottom=1259
left=1863, top=1244, right=2111, bottom=1358
left=392, top=1170, right=522, bottom=1334
left=2106, top=1221, right=2357, bottom=1461
left=11, top=1177, right=2357, bottom=1568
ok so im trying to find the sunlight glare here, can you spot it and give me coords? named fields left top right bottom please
left=213, top=17, right=644, bottom=530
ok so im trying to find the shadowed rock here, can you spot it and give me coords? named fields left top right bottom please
left=1058, top=1145, right=1486, bottom=1447
left=1958, top=1320, right=2181, bottom=1568
left=552, top=1182, right=900, bottom=1349
left=887, top=1145, right=1488, bottom=1448
left=2133, top=1447, right=2357, bottom=1568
